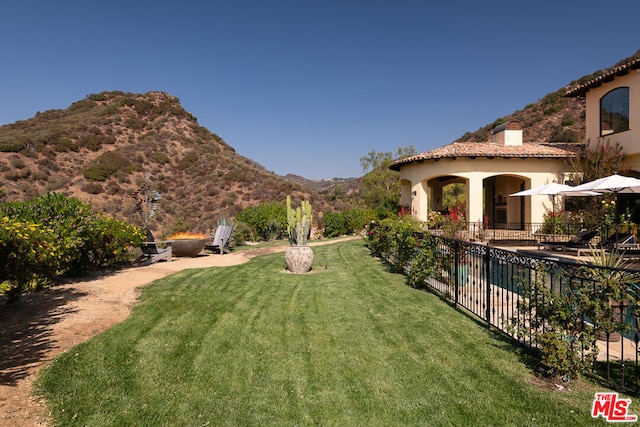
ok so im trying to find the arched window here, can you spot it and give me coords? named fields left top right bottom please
left=600, top=87, right=629, bottom=136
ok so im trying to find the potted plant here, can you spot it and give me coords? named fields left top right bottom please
left=285, top=196, right=314, bottom=273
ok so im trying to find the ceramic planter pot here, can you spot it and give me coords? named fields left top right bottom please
left=285, top=245, right=314, bottom=273
left=171, top=238, right=206, bottom=257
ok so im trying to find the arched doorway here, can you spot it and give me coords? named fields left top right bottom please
left=483, top=175, right=527, bottom=229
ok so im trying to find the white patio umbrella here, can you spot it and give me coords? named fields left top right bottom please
left=560, top=173, right=640, bottom=242
left=510, top=182, right=598, bottom=198
left=560, top=173, right=640, bottom=194
left=510, top=183, right=598, bottom=210
left=510, top=183, right=597, bottom=238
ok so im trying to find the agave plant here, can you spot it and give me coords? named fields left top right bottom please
left=583, top=245, right=636, bottom=342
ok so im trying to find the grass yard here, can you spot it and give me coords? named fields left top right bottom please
left=36, top=240, right=614, bottom=426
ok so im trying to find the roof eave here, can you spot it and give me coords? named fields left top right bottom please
left=566, top=57, right=640, bottom=97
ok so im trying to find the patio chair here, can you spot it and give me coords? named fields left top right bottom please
left=205, top=225, right=232, bottom=255
left=558, top=232, right=635, bottom=257
left=137, top=228, right=173, bottom=264
left=538, top=230, right=598, bottom=253
left=600, top=233, right=634, bottom=249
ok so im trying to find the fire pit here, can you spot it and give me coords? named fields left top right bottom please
left=168, top=232, right=207, bottom=257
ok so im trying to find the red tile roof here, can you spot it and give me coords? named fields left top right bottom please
left=567, top=57, right=640, bottom=97
left=389, top=142, right=582, bottom=171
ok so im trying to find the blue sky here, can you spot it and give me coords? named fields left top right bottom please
left=1, top=1, right=639, bottom=179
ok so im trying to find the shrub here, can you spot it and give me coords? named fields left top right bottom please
left=10, top=157, right=26, bottom=169
left=83, top=151, right=133, bottom=181
left=234, top=201, right=286, bottom=241
left=76, top=215, right=145, bottom=270
left=4, top=168, right=30, bottom=181
left=343, top=209, right=375, bottom=235
left=231, top=221, right=254, bottom=244
left=53, top=137, right=76, bottom=152
left=77, top=134, right=115, bottom=151
left=550, top=126, right=580, bottom=142
left=406, top=236, right=437, bottom=289
left=509, top=269, right=596, bottom=377
left=0, top=142, right=26, bottom=152
left=561, top=116, right=575, bottom=126
left=150, top=151, right=169, bottom=164
left=0, top=217, right=66, bottom=297
left=365, top=216, right=426, bottom=274
left=323, top=211, right=347, bottom=238
left=324, top=209, right=376, bottom=238
left=0, top=193, right=144, bottom=295
left=82, top=182, right=104, bottom=194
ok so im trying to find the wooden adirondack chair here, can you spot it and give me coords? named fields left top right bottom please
left=205, top=225, right=232, bottom=255
left=138, top=228, right=173, bottom=264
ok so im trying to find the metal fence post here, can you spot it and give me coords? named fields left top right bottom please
left=484, top=244, right=491, bottom=325
left=454, top=240, right=459, bottom=307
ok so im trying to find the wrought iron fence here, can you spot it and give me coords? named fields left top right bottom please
left=420, top=235, right=640, bottom=394
left=428, top=222, right=612, bottom=246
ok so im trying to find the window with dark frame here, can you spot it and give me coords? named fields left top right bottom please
left=600, top=87, right=630, bottom=136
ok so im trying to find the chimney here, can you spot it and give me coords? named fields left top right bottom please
left=492, top=120, right=522, bottom=146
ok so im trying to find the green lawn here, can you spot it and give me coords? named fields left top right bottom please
left=36, top=240, right=615, bottom=426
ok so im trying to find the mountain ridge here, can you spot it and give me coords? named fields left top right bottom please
left=0, top=91, right=360, bottom=235
left=2, top=50, right=639, bottom=234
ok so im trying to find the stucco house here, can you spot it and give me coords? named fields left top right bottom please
left=390, top=55, right=640, bottom=228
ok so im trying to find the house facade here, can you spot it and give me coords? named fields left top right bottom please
left=389, top=122, right=579, bottom=227
left=567, top=57, right=640, bottom=172
left=391, top=55, right=640, bottom=227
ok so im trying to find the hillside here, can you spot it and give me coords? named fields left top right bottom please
left=283, top=174, right=363, bottom=210
left=458, top=89, right=585, bottom=143
left=2, top=50, right=639, bottom=235
left=0, top=91, right=360, bottom=236
left=458, top=49, right=640, bottom=143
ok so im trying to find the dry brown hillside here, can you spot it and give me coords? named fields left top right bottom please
left=2, top=50, right=639, bottom=235
left=0, top=91, right=359, bottom=236
left=459, top=49, right=640, bottom=143
left=459, top=89, right=585, bottom=143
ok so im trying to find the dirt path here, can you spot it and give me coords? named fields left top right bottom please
left=0, top=237, right=360, bottom=426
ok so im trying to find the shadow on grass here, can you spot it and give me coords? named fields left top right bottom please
left=410, top=278, right=545, bottom=377
left=0, top=286, right=87, bottom=386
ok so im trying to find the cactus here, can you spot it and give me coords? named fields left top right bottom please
left=287, top=195, right=312, bottom=245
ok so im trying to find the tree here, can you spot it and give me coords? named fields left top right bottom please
left=442, top=183, right=466, bottom=210
left=360, top=146, right=417, bottom=217
left=567, top=139, right=626, bottom=185
left=566, top=140, right=628, bottom=232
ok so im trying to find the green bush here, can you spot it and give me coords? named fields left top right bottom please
left=0, top=217, right=66, bottom=297
left=509, top=270, right=597, bottom=377
left=324, top=209, right=376, bottom=238
left=406, top=236, right=437, bottom=289
left=0, top=193, right=144, bottom=295
left=365, top=216, right=437, bottom=288
left=83, top=151, right=133, bottom=181
left=323, top=211, right=347, bottom=237
left=0, top=142, right=26, bottom=152
left=75, top=215, right=144, bottom=270
left=234, top=201, right=286, bottom=241
left=365, top=216, right=426, bottom=274
left=231, top=221, right=254, bottom=244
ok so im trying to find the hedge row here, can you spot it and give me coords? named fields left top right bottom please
left=0, top=193, right=144, bottom=298
left=365, top=216, right=436, bottom=288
